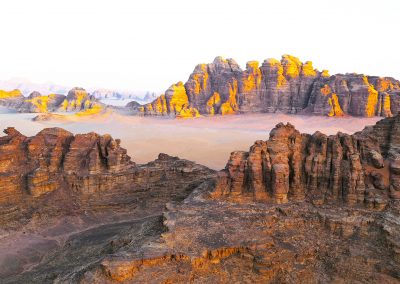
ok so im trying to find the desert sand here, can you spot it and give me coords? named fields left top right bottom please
left=0, top=108, right=382, bottom=169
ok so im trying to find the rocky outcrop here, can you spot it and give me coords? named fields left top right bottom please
left=0, top=87, right=103, bottom=114
left=0, top=127, right=134, bottom=206
left=84, top=192, right=399, bottom=284
left=1, top=118, right=400, bottom=283
left=212, top=114, right=400, bottom=207
left=72, top=115, right=400, bottom=284
left=0, top=127, right=215, bottom=230
left=0, top=89, right=23, bottom=99
left=138, top=55, right=400, bottom=118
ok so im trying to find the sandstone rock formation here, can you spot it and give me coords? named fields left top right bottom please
left=1, top=117, right=400, bottom=283
left=212, top=114, right=400, bottom=206
left=0, top=127, right=214, bottom=228
left=0, top=87, right=103, bottom=114
left=73, top=115, right=399, bottom=284
left=136, top=55, right=400, bottom=118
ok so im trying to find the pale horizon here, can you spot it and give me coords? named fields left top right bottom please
left=1, top=0, right=399, bottom=93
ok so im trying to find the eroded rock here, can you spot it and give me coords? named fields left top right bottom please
left=138, top=55, right=400, bottom=118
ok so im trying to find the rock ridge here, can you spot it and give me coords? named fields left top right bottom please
left=211, top=114, right=400, bottom=207
left=0, top=87, right=104, bottom=114
left=136, top=55, right=400, bottom=118
left=0, top=128, right=215, bottom=230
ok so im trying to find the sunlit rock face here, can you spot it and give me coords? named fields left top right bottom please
left=0, top=87, right=103, bottom=114
left=139, top=54, right=400, bottom=117
left=0, top=89, right=23, bottom=99
left=212, top=114, right=400, bottom=206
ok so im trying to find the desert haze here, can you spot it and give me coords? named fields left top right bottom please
left=0, top=107, right=382, bottom=169
left=1, top=0, right=400, bottom=283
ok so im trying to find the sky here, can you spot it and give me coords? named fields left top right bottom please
left=1, top=0, right=399, bottom=94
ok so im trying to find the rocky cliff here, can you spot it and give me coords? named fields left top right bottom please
left=0, top=87, right=103, bottom=114
left=72, top=115, right=399, bottom=284
left=136, top=55, right=400, bottom=118
left=0, top=127, right=215, bottom=229
left=212, top=114, right=400, bottom=206
left=1, top=118, right=400, bottom=283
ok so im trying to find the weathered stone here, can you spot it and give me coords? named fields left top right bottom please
left=0, top=87, right=103, bottom=114
left=1, top=119, right=400, bottom=283
left=138, top=55, right=400, bottom=118
left=212, top=114, right=400, bottom=206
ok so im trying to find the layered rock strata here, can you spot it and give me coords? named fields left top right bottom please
left=70, top=115, right=400, bottom=284
left=80, top=190, right=399, bottom=283
left=136, top=55, right=400, bottom=118
left=1, top=117, right=400, bottom=283
left=212, top=114, right=400, bottom=206
left=0, top=128, right=215, bottom=229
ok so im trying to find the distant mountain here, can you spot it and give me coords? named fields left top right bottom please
left=91, top=89, right=157, bottom=106
left=0, top=78, right=158, bottom=106
left=138, top=54, right=400, bottom=118
left=0, top=78, right=69, bottom=96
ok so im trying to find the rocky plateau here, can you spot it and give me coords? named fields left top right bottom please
left=133, top=55, right=400, bottom=118
left=0, top=115, right=400, bottom=283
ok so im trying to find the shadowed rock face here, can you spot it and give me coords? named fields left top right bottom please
left=0, top=127, right=134, bottom=206
left=212, top=114, right=400, bottom=206
left=137, top=55, right=400, bottom=118
left=73, top=115, right=399, bottom=284
left=1, top=118, right=400, bottom=283
left=0, top=127, right=215, bottom=231
left=0, top=127, right=216, bottom=282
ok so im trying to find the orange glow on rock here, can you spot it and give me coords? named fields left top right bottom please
left=382, top=93, right=392, bottom=117
left=301, top=61, right=316, bottom=77
left=154, top=95, right=167, bottom=114
left=75, top=104, right=103, bottom=116
left=61, top=99, right=68, bottom=110
left=320, top=84, right=332, bottom=96
left=168, top=82, right=189, bottom=114
left=73, top=89, right=88, bottom=109
left=206, top=92, right=221, bottom=115
left=243, top=61, right=262, bottom=92
left=220, top=80, right=238, bottom=115
left=177, top=107, right=201, bottom=118
left=376, top=78, right=394, bottom=92
left=26, top=95, right=49, bottom=113
left=201, top=64, right=208, bottom=90
left=328, top=94, right=344, bottom=117
left=321, top=70, right=330, bottom=77
left=193, top=74, right=201, bottom=94
left=0, top=89, right=22, bottom=99
left=363, top=76, right=379, bottom=117
left=266, top=59, right=286, bottom=88
left=320, top=85, right=344, bottom=116
left=192, top=64, right=209, bottom=95
left=282, top=54, right=301, bottom=78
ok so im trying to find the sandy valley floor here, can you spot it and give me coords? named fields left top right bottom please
left=0, top=108, right=382, bottom=169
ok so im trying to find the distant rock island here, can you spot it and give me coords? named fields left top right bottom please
left=0, top=87, right=104, bottom=115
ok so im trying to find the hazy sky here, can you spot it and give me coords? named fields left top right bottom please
left=1, top=0, right=399, bottom=93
